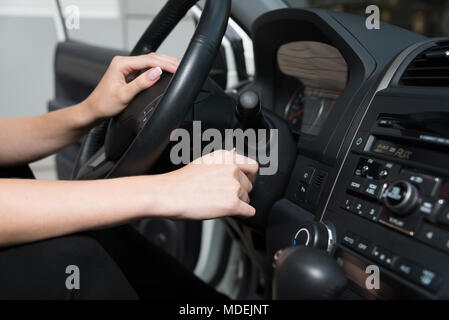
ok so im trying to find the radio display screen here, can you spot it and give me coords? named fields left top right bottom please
left=371, top=139, right=415, bottom=160
left=371, top=138, right=448, bottom=169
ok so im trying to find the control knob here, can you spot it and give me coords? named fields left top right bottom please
left=383, top=180, right=419, bottom=216
left=293, top=221, right=334, bottom=253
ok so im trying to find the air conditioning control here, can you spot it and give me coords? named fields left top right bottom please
left=293, top=221, right=334, bottom=253
left=383, top=181, right=420, bottom=216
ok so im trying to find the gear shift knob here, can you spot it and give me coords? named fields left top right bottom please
left=273, top=246, right=348, bottom=300
left=236, top=90, right=264, bottom=129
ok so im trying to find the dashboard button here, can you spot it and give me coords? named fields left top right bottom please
left=418, top=199, right=445, bottom=223
left=341, top=197, right=354, bottom=212
left=353, top=199, right=365, bottom=216
left=354, top=238, right=372, bottom=255
left=362, top=203, right=382, bottom=221
left=379, top=169, right=389, bottom=179
left=418, top=200, right=435, bottom=216
left=370, top=246, right=396, bottom=268
left=299, top=166, right=316, bottom=185
left=399, top=170, right=441, bottom=196
left=296, top=183, right=309, bottom=202
left=354, top=158, right=382, bottom=179
left=394, top=258, right=417, bottom=279
left=362, top=180, right=384, bottom=199
left=418, top=224, right=439, bottom=244
left=342, top=232, right=358, bottom=248
left=378, top=119, right=394, bottom=127
left=394, top=258, right=442, bottom=292
left=353, top=134, right=368, bottom=152
left=418, top=224, right=449, bottom=253
left=348, top=176, right=365, bottom=193
left=413, top=268, right=442, bottom=292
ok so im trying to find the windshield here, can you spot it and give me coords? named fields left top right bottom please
left=284, top=0, right=449, bottom=37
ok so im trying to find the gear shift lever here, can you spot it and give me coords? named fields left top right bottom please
left=273, top=246, right=348, bottom=300
left=236, top=90, right=265, bottom=130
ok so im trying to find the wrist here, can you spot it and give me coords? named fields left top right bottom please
left=126, top=175, right=182, bottom=220
left=82, top=97, right=102, bottom=121
left=73, top=99, right=103, bottom=128
left=142, top=174, right=185, bottom=220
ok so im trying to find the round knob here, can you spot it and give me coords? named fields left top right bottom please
left=383, top=181, right=419, bottom=216
left=236, top=90, right=262, bottom=129
left=273, top=246, right=348, bottom=300
left=239, top=90, right=260, bottom=111
left=293, top=221, right=334, bottom=253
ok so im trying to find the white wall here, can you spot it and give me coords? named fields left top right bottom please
left=0, top=0, right=195, bottom=178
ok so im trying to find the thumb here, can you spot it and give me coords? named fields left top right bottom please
left=121, top=67, right=163, bottom=103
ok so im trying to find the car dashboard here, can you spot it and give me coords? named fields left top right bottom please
left=231, top=8, right=449, bottom=299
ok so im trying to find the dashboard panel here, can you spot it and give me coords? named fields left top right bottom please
left=327, top=87, right=449, bottom=298
left=239, top=8, right=449, bottom=300
left=268, top=35, right=449, bottom=298
left=323, top=38, right=449, bottom=299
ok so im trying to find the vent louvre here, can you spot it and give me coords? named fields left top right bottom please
left=314, top=174, right=325, bottom=187
left=399, top=41, right=449, bottom=87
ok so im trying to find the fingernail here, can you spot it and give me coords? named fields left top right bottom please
left=148, top=67, right=163, bottom=81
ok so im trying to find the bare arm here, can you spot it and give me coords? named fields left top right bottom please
left=0, top=54, right=259, bottom=248
left=0, top=104, right=98, bottom=165
left=0, top=150, right=258, bottom=247
left=0, top=53, right=180, bottom=166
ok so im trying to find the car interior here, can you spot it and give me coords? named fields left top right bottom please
left=45, top=0, right=449, bottom=300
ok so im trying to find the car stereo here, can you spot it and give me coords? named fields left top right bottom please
left=327, top=107, right=449, bottom=298
left=343, top=113, right=449, bottom=244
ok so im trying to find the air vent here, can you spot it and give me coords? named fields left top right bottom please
left=399, top=41, right=449, bottom=87
left=314, top=173, right=326, bottom=188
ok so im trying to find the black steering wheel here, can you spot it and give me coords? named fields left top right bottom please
left=73, top=0, right=231, bottom=180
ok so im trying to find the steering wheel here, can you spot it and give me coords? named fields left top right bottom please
left=73, top=0, right=231, bottom=180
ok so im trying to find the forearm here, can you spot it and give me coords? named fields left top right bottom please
left=0, top=176, right=167, bottom=247
left=0, top=150, right=259, bottom=247
left=0, top=101, right=98, bottom=166
left=0, top=53, right=179, bottom=166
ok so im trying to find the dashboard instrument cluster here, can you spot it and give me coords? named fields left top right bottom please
left=277, top=41, right=347, bottom=136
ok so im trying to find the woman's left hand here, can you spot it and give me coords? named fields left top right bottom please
left=82, top=53, right=180, bottom=121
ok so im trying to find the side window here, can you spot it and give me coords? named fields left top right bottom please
left=59, top=0, right=196, bottom=56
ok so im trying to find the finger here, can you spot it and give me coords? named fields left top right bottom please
left=238, top=187, right=250, bottom=203
left=235, top=201, right=256, bottom=218
left=233, top=153, right=259, bottom=183
left=137, top=53, right=179, bottom=72
left=118, top=54, right=179, bottom=74
left=151, top=52, right=180, bottom=65
left=238, top=170, right=253, bottom=193
left=120, top=67, right=162, bottom=103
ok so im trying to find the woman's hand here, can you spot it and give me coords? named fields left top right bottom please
left=152, top=150, right=259, bottom=220
left=82, top=53, right=180, bottom=121
left=0, top=150, right=258, bottom=247
left=0, top=53, right=179, bottom=166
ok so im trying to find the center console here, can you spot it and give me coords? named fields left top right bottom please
left=325, top=88, right=449, bottom=299
left=257, top=10, right=448, bottom=299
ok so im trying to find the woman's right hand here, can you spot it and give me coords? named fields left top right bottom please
left=153, top=150, right=259, bottom=220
